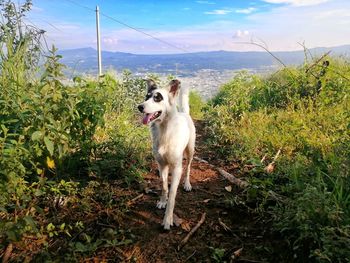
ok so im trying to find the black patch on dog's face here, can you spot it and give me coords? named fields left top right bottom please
left=145, top=91, right=164, bottom=102
left=144, top=79, right=158, bottom=101
left=146, top=79, right=157, bottom=93
left=153, top=92, right=163, bottom=102
left=145, top=91, right=153, bottom=101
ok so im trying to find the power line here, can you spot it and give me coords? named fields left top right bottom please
left=25, top=17, right=63, bottom=33
left=64, top=0, right=189, bottom=53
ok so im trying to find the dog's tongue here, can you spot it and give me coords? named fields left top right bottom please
left=142, top=113, right=153, bottom=125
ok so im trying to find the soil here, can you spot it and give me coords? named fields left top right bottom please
left=113, top=121, right=275, bottom=263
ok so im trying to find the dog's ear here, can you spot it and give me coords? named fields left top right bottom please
left=166, top=79, right=181, bottom=105
left=168, top=79, right=181, bottom=96
left=146, top=79, right=157, bottom=93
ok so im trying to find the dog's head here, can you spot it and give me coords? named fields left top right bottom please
left=137, top=79, right=181, bottom=125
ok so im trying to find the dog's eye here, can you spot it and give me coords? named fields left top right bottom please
left=153, top=92, right=163, bottom=102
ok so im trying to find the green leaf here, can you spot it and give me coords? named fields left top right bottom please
left=1, top=125, right=8, bottom=135
left=6, top=230, right=19, bottom=242
left=44, top=136, right=54, bottom=156
left=47, top=223, right=55, bottom=231
left=74, top=242, right=87, bottom=252
left=31, top=131, right=43, bottom=141
left=23, top=216, right=37, bottom=231
left=64, top=230, right=72, bottom=237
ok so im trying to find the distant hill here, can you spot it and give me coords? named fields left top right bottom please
left=58, top=45, right=350, bottom=75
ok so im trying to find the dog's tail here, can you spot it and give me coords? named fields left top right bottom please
left=179, top=85, right=190, bottom=114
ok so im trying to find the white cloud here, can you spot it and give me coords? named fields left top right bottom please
left=262, top=0, right=329, bottom=6
left=313, top=9, right=350, bottom=20
left=244, top=1, right=350, bottom=50
left=196, top=1, right=215, bottom=4
left=233, top=30, right=250, bottom=38
left=235, top=7, right=257, bottom=14
left=102, top=37, right=118, bottom=45
left=205, top=9, right=232, bottom=15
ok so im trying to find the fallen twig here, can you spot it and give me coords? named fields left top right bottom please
left=264, top=148, right=281, bottom=173
left=194, top=157, right=248, bottom=188
left=185, top=250, right=197, bottom=262
left=272, top=148, right=282, bottom=162
left=178, top=212, right=206, bottom=251
left=217, top=168, right=249, bottom=188
left=194, top=156, right=210, bottom=165
left=2, top=243, right=13, bottom=263
left=127, top=194, right=144, bottom=206
left=218, top=217, right=232, bottom=232
left=218, top=218, right=244, bottom=246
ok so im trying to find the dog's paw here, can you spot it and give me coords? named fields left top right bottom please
left=163, top=223, right=171, bottom=230
left=156, top=200, right=167, bottom=209
left=162, top=216, right=173, bottom=230
left=183, top=182, right=192, bottom=192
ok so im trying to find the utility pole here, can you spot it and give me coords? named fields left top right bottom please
left=96, top=5, right=102, bottom=77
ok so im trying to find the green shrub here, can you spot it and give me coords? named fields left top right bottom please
left=0, top=2, right=150, bottom=255
left=189, top=90, right=205, bottom=120
left=204, top=56, right=350, bottom=262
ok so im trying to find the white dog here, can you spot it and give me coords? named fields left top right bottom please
left=138, top=79, right=196, bottom=230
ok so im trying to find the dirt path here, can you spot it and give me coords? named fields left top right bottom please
left=115, top=122, right=270, bottom=262
left=121, top=162, right=240, bottom=262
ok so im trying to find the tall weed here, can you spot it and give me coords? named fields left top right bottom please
left=0, top=3, right=150, bottom=255
left=189, top=90, right=205, bottom=120
left=205, top=56, right=350, bottom=262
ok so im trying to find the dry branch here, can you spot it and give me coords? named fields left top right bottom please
left=178, top=212, right=206, bottom=251
left=260, top=154, right=267, bottom=164
left=264, top=148, right=282, bottom=173
left=272, top=148, right=282, bottom=162
left=305, top=51, right=331, bottom=73
left=234, top=40, right=287, bottom=68
left=194, top=157, right=248, bottom=188
left=218, top=217, right=232, bottom=232
left=2, top=243, right=13, bottom=263
left=217, top=168, right=249, bottom=188
left=127, top=193, right=144, bottom=206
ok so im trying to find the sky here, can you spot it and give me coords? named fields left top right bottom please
left=25, top=0, right=350, bottom=54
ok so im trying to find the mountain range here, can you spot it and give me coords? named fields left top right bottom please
left=58, top=45, right=350, bottom=75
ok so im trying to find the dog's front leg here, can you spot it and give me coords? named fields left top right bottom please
left=162, top=164, right=181, bottom=230
left=157, top=164, right=169, bottom=209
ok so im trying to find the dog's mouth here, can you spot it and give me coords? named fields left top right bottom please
left=142, top=111, right=162, bottom=125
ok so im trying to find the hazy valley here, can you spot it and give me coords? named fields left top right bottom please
left=59, top=45, right=350, bottom=99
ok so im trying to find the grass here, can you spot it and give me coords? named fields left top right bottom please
left=204, top=57, right=350, bottom=262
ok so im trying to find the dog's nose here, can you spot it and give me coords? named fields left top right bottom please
left=138, top=104, right=144, bottom=113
